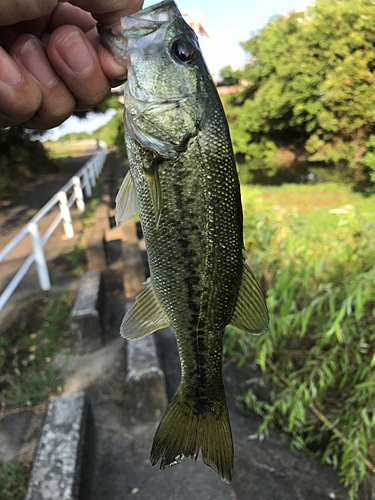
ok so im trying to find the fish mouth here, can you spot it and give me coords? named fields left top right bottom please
left=134, top=0, right=178, bottom=17
left=119, top=0, right=180, bottom=29
left=98, top=0, right=183, bottom=71
left=98, top=0, right=180, bottom=40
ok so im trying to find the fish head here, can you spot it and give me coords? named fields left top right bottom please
left=99, top=0, right=211, bottom=158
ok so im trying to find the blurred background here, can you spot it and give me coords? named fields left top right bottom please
left=0, top=1, right=374, bottom=499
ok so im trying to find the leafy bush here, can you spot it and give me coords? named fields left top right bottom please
left=362, top=135, right=375, bottom=183
left=225, top=188, right=375, bottom=498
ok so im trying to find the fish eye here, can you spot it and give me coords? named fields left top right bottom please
left=171, top=37, right=196, bottom=63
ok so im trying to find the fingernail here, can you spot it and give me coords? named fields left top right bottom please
left=19, top=38, right=57, bottom=86
left=0, top=47, right=21, bottom=85
left=110, top=62, right=127, bottom=81
left=58, top=31, right=94, bottom=75
left=98, top=44, right=127, bottom=80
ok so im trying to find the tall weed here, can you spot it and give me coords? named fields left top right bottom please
left=226, top=187, right=375, bottom=498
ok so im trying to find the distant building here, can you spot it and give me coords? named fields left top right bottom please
left=283, top=1, right=313, bottom=20
left=217, top=86, right=238, bottom=95
left=181, top=8, right=230, bottom=82
left=181, top=8, right=211, bottom=38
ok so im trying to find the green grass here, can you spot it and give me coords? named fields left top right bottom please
left=45, top=141, right=94, bottom=159
left=241, top=182, right=375, bottom=234
left=225, top=182, right=375, bottom=499
left=0, top=463, right=30, bottom=500
left=0, top=292, right=73, bottom=410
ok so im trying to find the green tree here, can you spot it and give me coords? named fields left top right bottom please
left=218, top=65, right=241, bottom=86
left=225, top=0, right=375, bottom=185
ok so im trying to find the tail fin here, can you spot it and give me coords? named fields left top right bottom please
left=150, top=388, right=233, bottom=483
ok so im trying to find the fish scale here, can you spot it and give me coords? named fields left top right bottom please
left=99, top=0, right=269, bottom=483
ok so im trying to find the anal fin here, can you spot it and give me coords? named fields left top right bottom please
left=120, top=278, right=170, bottom=340
left=230, top=262, right=269, bottom=334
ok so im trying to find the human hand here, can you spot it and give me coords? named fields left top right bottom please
left=0, top=0, right=143, bottom=129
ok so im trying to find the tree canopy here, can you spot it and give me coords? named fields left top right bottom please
left=223, top=0, right=375, bottom=186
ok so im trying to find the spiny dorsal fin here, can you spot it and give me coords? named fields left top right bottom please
left=115, top=171, right=138, bottom=225
left=120, top=278, right=170, bottom=340
left=230, top=262, right=269, bottom=335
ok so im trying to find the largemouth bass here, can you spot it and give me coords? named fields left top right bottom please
left=99, top=0, right=268, bottom=483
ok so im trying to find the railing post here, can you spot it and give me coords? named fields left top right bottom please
left=89, top=162, right=96, bottom=188
left=83, top=169, right=92, bottom=197
left=93, top=157, right=98, bottom=179
left=72, top=176, right=85, bottom=212
left=57, top=191, right=74, bottom=238
left=99, top=149, right=105, bottom=173
left=28, top=222, right=51, bottom=290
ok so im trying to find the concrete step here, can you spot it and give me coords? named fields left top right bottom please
left=125, top=333, right=167, bottom=424
left=69, top=271, right=104, bottom=354
left=24, top=392, right=95, bottom=500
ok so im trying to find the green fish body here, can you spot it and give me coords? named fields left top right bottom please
left=99, top=0, right=268, bottom=483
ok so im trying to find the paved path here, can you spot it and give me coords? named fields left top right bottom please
left=0, top=147, right=99, bottom=327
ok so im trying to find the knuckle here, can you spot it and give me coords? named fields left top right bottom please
left=76, top=84, right=110, bottom=111
left=27, top=88, right=76, bottom=130
left=0, top=90, right=41, bottom=126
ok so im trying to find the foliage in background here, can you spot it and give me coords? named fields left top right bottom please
left=92, top=109, right=126, bottom=151
left=362, top=135, right=375, bottom=183
left=218, top=65, right=242, bottom=87
left=72, top=91, right=125, bottom=149
left=0, top=127, right=55, bottom=200
left=55, top=131, right=92, bottom=142
left=222, top=0, right=375, bottom=186
left=224, top=185, right=375, bottom=498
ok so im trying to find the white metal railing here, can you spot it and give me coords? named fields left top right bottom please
left=0, top=147, right=107, bottom=311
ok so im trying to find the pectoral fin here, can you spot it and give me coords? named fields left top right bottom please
left=120, top=278, right=170, bottom=340
left=115, top=171, right=138, bottom=225
left=146, top=167, right=163, bottom=228
left=230, top=262, right=269, bottom=334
